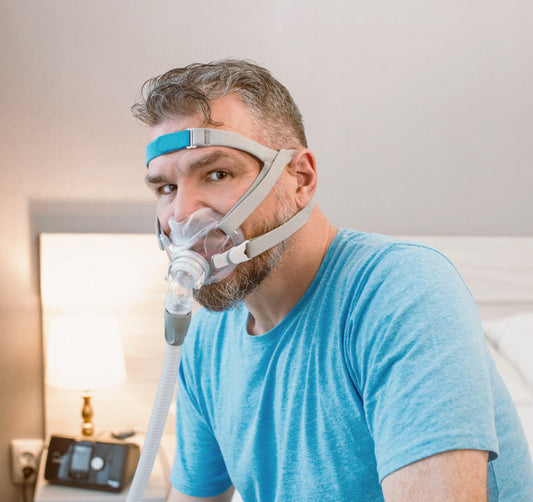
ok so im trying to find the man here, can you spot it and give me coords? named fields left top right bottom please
left=132, top=60, right=533, bottom=501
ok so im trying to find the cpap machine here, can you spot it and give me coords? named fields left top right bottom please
left=126, top=128, right=313, bottom=500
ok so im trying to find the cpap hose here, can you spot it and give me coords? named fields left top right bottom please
left=126, top=341, right=182, bottom=502
left=126, top=253, right=207, bottom=501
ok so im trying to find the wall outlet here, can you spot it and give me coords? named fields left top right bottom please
left=10, top=438, right=44, bottom=484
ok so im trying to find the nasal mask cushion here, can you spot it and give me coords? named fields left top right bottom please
left=148, top=127, right=314, bottom=288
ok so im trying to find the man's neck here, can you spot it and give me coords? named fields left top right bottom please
left=244, top=206, right=337, bottom=336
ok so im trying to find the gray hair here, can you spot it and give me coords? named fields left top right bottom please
left=131, top=59, right=307, bottom=149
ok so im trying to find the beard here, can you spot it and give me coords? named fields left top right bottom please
left=194, top=187, right=297, bottom=312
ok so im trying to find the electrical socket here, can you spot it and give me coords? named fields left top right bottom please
left=10, top=439, right=44, bottom=484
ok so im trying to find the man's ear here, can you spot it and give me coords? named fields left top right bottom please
left=286, top=149, right=318, bottom=208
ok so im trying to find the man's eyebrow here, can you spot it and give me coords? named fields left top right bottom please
left=144, top=172, right=169, bottom=185
left=145, top=149, right=248, bottom=185
left=188, top=150, right=240, bottom=170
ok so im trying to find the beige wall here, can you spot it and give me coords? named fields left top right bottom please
left=1, top=0, right=532, bottom=497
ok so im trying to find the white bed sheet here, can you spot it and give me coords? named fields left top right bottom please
left=484, top=313, right=533, bottom=453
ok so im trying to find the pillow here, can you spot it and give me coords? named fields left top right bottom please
left=516, top=406, right=533, bottom=455
left=484, top=314, right=533, bottom=454
left=483, top=312, right=533, bottom=390
left=486, top=340, right=533, bottom=406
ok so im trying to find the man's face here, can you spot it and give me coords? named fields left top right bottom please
left=145, top=95, right=297, bottom=310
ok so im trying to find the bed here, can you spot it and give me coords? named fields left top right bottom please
left=39, top=234, right=533, bottom=498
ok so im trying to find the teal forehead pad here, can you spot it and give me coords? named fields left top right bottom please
left=145, top=130, right=191, bottom=166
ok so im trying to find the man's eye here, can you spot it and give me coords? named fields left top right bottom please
left=208, top=171, right=229, bottom=181
left=159, top=184, right=177, bottom=194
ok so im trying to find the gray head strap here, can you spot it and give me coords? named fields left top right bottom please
left=211, top=203, right=314, bottom=268
left=189, top=129, right=298, bottom=238
left=218, top=148, right=297, bottom=238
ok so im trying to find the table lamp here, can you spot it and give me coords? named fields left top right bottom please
left=45, top=314, right=127, bottom=437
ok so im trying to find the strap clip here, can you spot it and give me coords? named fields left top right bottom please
left=188, top=128, right=211, bottom=148
left=211, top=240, right=251, bottom=269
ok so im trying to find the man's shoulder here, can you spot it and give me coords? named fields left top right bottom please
left=325, top=230, right=465, bottom=310
left=330, top=229, right=450, bottom=274
left=334, top=229, right=443, bottom=255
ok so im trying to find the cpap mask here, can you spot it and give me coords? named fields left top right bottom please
left=150, top=128, right=314, bottom=307
left=161, top=208, right=243, bottom=287
left=161, top=208, right=243, bottom=318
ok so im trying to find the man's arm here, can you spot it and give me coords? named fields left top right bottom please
left=381, top=449, right=488, bottom=501
left=167, top=485, right=235, bottom=502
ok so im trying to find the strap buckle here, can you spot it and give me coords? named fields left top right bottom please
left=211, top=241, right=251, bottom=269
left=188, top=128, right=210, bottom=149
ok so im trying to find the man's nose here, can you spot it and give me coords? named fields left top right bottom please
left=170, top=185, right=205, bottom=223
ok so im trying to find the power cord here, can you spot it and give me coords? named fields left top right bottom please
left=21, top=463, right=36, bottom=502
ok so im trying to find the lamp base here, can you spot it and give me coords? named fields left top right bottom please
left=81, top=391, right=94, bottom=437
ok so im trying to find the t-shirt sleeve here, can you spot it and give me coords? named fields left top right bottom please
left=170, top=333, right=233, bottom=497
left=346, top=243, right=499, bottom=481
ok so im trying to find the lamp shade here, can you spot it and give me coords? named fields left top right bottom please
left=46, top=314, right=127, bottom=391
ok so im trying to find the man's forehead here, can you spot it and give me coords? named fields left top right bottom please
left=149, top=95, right=261, bottom=140
left=148, top=116, right=199, bottom=142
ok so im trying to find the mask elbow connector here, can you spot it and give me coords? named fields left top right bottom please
left=164, top=310, right=191, bottom=346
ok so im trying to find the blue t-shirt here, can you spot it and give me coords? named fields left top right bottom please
left=171, top=230, right=533, bottom=500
